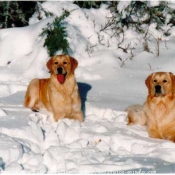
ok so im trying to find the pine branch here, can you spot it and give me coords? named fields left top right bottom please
left=40, top=10, right=70, bottom=56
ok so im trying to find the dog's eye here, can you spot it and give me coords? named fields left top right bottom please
left=63, top=62, right=67, bottom=65
left=54, top=62, right=58, bottom=65
left=163, top=80, right=167, bottom=83
left=154, top=80, right=157, bottom=83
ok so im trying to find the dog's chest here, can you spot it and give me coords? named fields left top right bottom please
left=154, top=101, right=166, bottom=118
left=50, top=80, right=76, bottom=101
left=50, top=86, right=73, bottom=100
left=149, top=98, right=175, bottom=124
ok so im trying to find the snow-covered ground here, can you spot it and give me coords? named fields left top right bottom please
left=1, top=1, right=175, bottom=173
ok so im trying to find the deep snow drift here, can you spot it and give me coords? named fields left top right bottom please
left=0, top=1, right=175, bottom=173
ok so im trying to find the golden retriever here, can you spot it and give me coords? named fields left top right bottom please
left=127, top=72, right=175, bottom=142
left=24, top=55, right=83, bottom=122
left=144, top=72, right=175, bottom=141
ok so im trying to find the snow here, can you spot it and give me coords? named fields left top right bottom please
left=0, top=1, right=175, bottom=173
left=117, top=1, right=132, bottom=13
left=149, top=1, right=160, bottom=7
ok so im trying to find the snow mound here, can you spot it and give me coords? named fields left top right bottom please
left=1, top=1, right=175, bottom=173
left=0, top=109, right=7, bottom=118
left=0, top=133, right=23, bottom=165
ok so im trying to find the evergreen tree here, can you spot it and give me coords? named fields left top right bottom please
left=40, top=11, right=70, bottom=57
left=0, top=1, right=37, bottom=28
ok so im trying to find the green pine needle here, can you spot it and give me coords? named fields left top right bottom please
left=40, top=10, right=70, bottom=56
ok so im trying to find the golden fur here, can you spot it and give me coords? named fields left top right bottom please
left=24, top=55, right=83, bottom=122
left=126, top=105, right=147, bottom=126
left=127, top=72, right=175, bottom=142
left=144, top=72, right=175, bottom=141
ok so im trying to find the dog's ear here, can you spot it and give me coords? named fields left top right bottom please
left=169, top=72, right=175, bottom=93
left=69, top=56, right=78, bottom=74
left=145, top=73, right=153, bottom=93
left=169, top=72, right=174, bottom=80
left=46, top=58, right=53, bottom=73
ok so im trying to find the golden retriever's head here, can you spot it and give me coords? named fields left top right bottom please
left=46, top=55, right=78, bottom=84
left=145, top=72, right=175, bottom=97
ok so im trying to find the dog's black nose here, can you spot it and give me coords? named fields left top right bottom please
left=155, top=85, right=161, bottom=94
left=57, top=67, right=63, bottom=74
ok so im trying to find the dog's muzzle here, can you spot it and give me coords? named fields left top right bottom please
left=57, top=67, right=63, bottom=74
left=154, top=85, right=163, bottom=96
left=56, top=67, right=67, bottom=84
left=56, top=67, right=67, bottom=76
